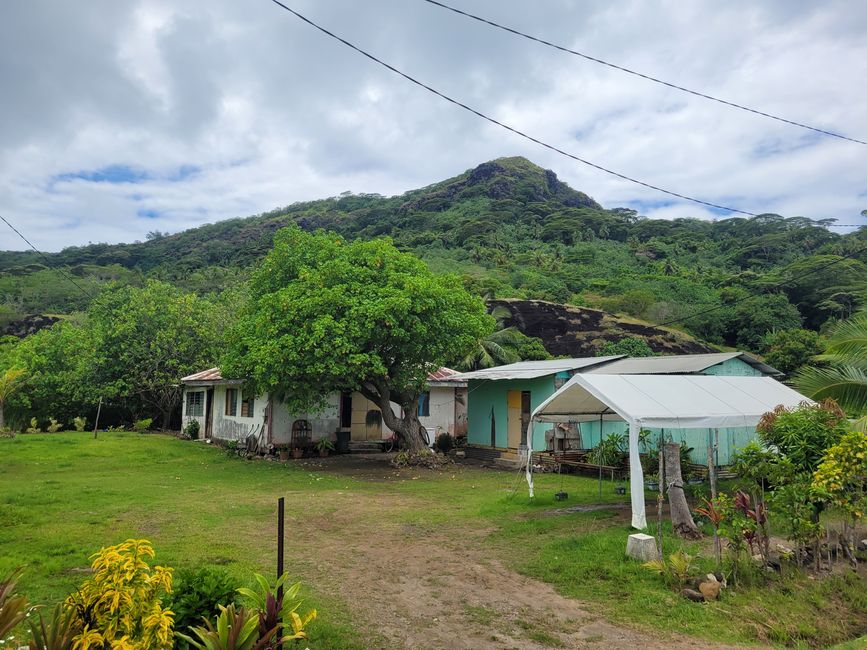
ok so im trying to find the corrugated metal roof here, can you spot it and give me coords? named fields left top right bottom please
left=585, top=352, right=781, bottom=376
left=181, top=367, right=225, bottom=382
left=181, top=366, right=467, bottom=386
left=427, top=367, right=466, bottom=386
left=454, top=356, right=623, bottom=381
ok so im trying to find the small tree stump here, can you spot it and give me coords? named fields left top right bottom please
left=626, top=533, right=660, bottom=561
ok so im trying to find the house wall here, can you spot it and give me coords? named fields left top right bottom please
left=703, top=357, right=764, bottom=377
left=183, top=384, right=463, bottom=445
left=181, top=387, right=209, bottom=438
left=209, top=385, right=269, bottom=442
left=271, top=393, right=342, bottom=445
left=466, top=376, right=557, bottom=450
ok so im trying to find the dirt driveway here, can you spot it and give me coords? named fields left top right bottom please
left=289, top=456, right=748, bottom=650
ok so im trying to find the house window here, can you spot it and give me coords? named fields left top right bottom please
left=186, top=391, right=204, bottom=417
left=240, top=391, right=255, bottom=418
left=417, top=391, right=430, bottom=418
left=225, top=388, right=238, bottom=416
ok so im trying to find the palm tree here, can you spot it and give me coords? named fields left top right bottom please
left=458, top=306, right=524, bottom=371
left=0, top=368, right=26, bottom=430
left=794, top=310, right=867, bottom=430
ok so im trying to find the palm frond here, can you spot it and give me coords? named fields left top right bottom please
left=820, top=311, right=867, bottom=361
left=793, top=365, right=867, bottom=416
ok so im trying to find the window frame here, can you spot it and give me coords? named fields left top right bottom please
left=225, top=388, right=238, bottom=416
left=186, top=391, right=204, bottom=417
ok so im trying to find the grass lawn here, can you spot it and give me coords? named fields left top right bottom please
left=1, top=432, right=865, bottom=648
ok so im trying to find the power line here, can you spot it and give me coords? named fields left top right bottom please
left=656, top=243, right=867, bottom=329
left=422, top=0, right=867, bottom=147
left=0, top=214, right=96, bottom=300
left=266, top=0, right=758, bottom=217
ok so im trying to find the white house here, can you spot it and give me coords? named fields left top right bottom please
left=180, top=367, right=467, bottom=448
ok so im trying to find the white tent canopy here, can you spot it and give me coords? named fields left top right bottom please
left=527, top=374, right=811, bottom=529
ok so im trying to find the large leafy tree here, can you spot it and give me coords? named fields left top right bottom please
left=84, top=281, right=221, bottom=428
left=223, top=226, right=492, bottom=454
left=5, top=321, right=91, bottom=427
left=0, top=367, right=26, bottom=430
left=794, top=310, right=867, bottom=429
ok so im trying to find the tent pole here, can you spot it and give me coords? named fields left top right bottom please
left=598, top=413, right=603, bottom=500
left=708, top=428, right=718, bottom=499
left=525, top=416, right=535, bottom=498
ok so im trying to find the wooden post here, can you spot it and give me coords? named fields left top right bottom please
left=277, top=496, right=285, bottom=650
left=708, top=428, right=718, bottom=499
left=92, top=396, right=102, bottom=439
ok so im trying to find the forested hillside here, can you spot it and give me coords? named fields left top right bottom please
left=2, top=156, right=865, bottom=353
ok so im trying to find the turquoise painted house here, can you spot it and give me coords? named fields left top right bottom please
left=460, top=352, right=781, bottom=465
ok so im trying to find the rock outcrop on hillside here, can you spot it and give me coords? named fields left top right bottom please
left=490, top=299, right=715, bottom=357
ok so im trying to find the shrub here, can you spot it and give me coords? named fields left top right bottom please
left=434, top=432, right=454, bottom=454
left=133, top=417, right=153, bottom=433
left=183, top=419, right=200, bottom=439
left=169, top=566, right=237, bottom=648
left=73, top=416, right=87, bottom=432
left=642, top=550, right=695, bottom=590
left=26, top=417, right=41, bottom=433
left=46, top=417, right=62, bottom=433
left=65, top=538, right=174, bottom=649
left=0, top=568, right=28, bottom=643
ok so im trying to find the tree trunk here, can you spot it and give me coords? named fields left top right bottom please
left=0, top=403, right=5, bottom=430
left=361, top=384, right=430, bottom=455
left=664, top=443, right=702, bottom=540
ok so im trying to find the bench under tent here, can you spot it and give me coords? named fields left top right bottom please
left=526, top=374, right=811, bottom=529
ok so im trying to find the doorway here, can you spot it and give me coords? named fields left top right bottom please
left=204, top=388, right=214, bottom=439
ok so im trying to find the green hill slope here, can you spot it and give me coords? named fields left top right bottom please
left=1, top=156, right=865, bottom=353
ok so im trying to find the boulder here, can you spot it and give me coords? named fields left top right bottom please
left=681, top=588, right=704, bottom=602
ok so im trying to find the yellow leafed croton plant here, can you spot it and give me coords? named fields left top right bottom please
left=65, top=539, right=174, bottom=650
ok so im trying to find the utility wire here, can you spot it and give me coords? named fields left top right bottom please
left=266, top=0, right=757, bottom=216
left=0, top=214, right=96, bottom=300
left=656, top=242, right=867, bottom=328
left=422, top=0, right=867, bottom=147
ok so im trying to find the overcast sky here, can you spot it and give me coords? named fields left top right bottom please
left=1, top=0, right=866, bottom=251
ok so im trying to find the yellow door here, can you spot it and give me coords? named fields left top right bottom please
left=507, top=390, right=522, bottom=449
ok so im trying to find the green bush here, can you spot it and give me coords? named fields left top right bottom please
left=73, top=416, right=87, bottom=432
left=183, top=419, right=200, bottom=439
left=168, top=566, right=237, bottom=648
left=46, top=417, right=62, bottom=433
left=133, top=417, right=153, bottom=433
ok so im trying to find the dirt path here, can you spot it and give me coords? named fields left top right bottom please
left=291, top=489, right=748, bottom=650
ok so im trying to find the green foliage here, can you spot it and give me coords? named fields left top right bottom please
left=761, top=328, right=823, bottom=375
left=642, top=550, right=695, bottom=590
left=28, top=603, right=76, bottom=650
left=64, top=538, right=174, bottom=649
left=795, top=310, right=867, bottom=421
left=46, top=417, right=62, bottom=433
left=84, top=281, right=223, bottom=428
left=0, top=568, right=28, bottom=642
left=597, top=337, right=655, bottom=357
left=184, top=419, right=201, bottom=439
left=223, top=226, right=490, bottom=442
left=813, top=430, right=867, bottom=521
left=236, top=572, right=317, bottom=645
left=313, top=438, right=335, bottom=453
left=757, top=401, right=849, bottom=473
left=2, top=157, right=863, bottom=357
left=73, top=416, right=87, bottom=432
left=133, top=418, right=153, bottom=433
left=26, top=417, right=41, bottom=433
left=770, top=477, right=824, bottom=564
left=177, top=603, right=271, bottom=650
left=588, top=432, right=626, bottom=466
left=169, top=566, right=238, bottom=648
